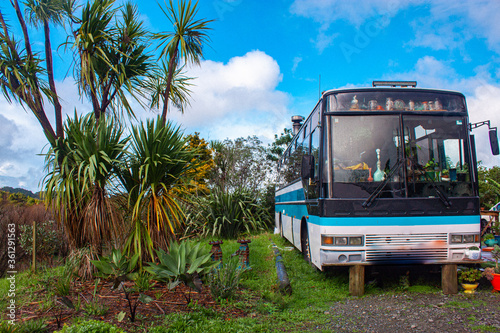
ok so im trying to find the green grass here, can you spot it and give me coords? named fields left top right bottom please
left=1, top=232, right=490, bottom=332
left=0, top=266, right=65, bottom=311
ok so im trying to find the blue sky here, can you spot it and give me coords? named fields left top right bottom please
left=1, top=0, right=500, bottom=191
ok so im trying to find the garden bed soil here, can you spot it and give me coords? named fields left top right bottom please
left=15, top=280, right=246, bottom=332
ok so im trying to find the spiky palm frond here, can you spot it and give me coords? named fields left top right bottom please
left=142, top=62, right=193, bottom=113
left=155, top=0, right=213, bottom=65
left=43, top=113, right=128, bottom=249
left=153, top=0, right=213, bottom=121
left=24, top=0, right=65, bottom=27
left=72, top=0, right=151, bottom=119
left=118, top=117, right=198, bottom=253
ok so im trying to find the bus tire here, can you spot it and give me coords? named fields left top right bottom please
left=301, top=221, right=311, bottom=263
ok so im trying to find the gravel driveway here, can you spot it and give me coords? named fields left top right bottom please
left=320, top=291, right=500, bottom=332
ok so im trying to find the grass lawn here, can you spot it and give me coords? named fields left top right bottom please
left=0, top=232, right=445, bottom=332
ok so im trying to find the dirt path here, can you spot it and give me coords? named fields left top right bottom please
left=319, top=291, right=500, bottom=332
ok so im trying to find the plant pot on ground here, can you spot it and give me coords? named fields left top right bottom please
left=483, top=245, right=500, bottom=292
left=458, top=267, right=482, bottom=294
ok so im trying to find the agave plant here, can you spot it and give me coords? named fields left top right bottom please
left=43, top=113, right=128, bottom=250
left=145, top=240, right=218, bottom=302
left=91, top=249, right=139, bottom=289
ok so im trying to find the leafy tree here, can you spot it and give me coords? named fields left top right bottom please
left=154, top=0, right=213, bottom=124
left=184, top=132, right=213, bottom=195
left=478, top=164, right=500, bottom=209
left=0, top=0, right=71, bottom=143
left=209, top=136, right=274, bottom=194
left=24, top=0, right=68, bottom=139
left=267, top=128, right=293, bottom=162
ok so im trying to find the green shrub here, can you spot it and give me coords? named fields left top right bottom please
left=18, top=220, right=63, bottom=258
left=84, top=300, right=109, bottom=316
left=55, top=320, right=124, bottom=333
left=186, top=188, right=270, bottom=238
left=207, top=257, right=243, bottom=300
left=55, top=276, right=71, bottom=296
left=16, top=318, right=48, bottom=333
left=133, top=272, right=154, bottom=292
left=458, top=267, right=482, bottom=283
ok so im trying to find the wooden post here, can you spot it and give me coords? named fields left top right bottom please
left=32, top=221, right=36, bottom=273
left=442, top=264, right=457, bottom=294
left=349, top=265, right=365, bottom=296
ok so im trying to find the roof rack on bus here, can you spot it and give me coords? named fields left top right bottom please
left=372, top=80, right=417, bottom=88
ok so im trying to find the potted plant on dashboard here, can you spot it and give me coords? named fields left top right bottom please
left=456, top=163, right=469, bottom=182
left=482, top=245, right=500, bottom=292
left=458, top=267, right=482, bottom=294
left=424, top=159, right=438, bottom=181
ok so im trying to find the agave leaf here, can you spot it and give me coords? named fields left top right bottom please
left=138, top=293, right=153, bottom=304
left=90, top=259, right=114, bottom=276
left=168, top=280, right=181, bottom=290
left=128, top=252, right=140, bottom=272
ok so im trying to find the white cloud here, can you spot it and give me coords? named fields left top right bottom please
left=467, top=84, right=500, bottom=167
left=0, top=79, right=91, bottom=192
left=0, top=51, right=291, bottom=191
left=168, top=50, right=290, bottom=142
left=292, top=56, right=303, bottom=73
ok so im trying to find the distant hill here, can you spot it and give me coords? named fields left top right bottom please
left=0, top=186, right=40, bottom=199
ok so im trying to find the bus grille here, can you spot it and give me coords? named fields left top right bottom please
left=365, top=233, right=448, bottom=262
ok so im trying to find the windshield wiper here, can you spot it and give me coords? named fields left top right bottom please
left=362, top=158, right=403, bottom=208
left=415, top=162, right=452, bottom=208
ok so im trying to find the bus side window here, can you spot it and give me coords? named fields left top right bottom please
left=311, top=127, right=320, bottom=178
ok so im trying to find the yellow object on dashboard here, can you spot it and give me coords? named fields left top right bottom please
left=345, top=162, right=369, bottom=170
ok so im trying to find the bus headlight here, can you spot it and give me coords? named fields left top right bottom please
left=463, top=235, right=474, bottom=243
left=322, top=235, right=364, bottom=246
left=335, top=237, right=348, bottom=245
left=349, top=237, right=363, bottom=246
left=450, top=233, right=479, bottom=244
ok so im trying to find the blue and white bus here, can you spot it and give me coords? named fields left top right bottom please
left=275, top=81, right=498, bottom=272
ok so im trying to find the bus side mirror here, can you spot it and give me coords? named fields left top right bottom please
left=489, top=128, right=499, bottom=155
left=301, top=155, right=314, bottom=179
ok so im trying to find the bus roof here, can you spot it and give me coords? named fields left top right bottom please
left=322, top=86, right=465, bottom=98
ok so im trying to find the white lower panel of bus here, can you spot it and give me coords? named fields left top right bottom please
left=307, top=223, right=480, bottom=269
left=280, top=214, right=302, bottom=251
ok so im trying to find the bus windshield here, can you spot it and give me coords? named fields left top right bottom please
left=329, top=114, right=473, bottom=199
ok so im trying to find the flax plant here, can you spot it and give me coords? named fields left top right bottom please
left=44, top=113, right=128, bottom=250
left=118, top=117, right=199, bottom=261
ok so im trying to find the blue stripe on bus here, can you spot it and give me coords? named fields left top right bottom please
left=275, top=203, right=478, bottom=226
